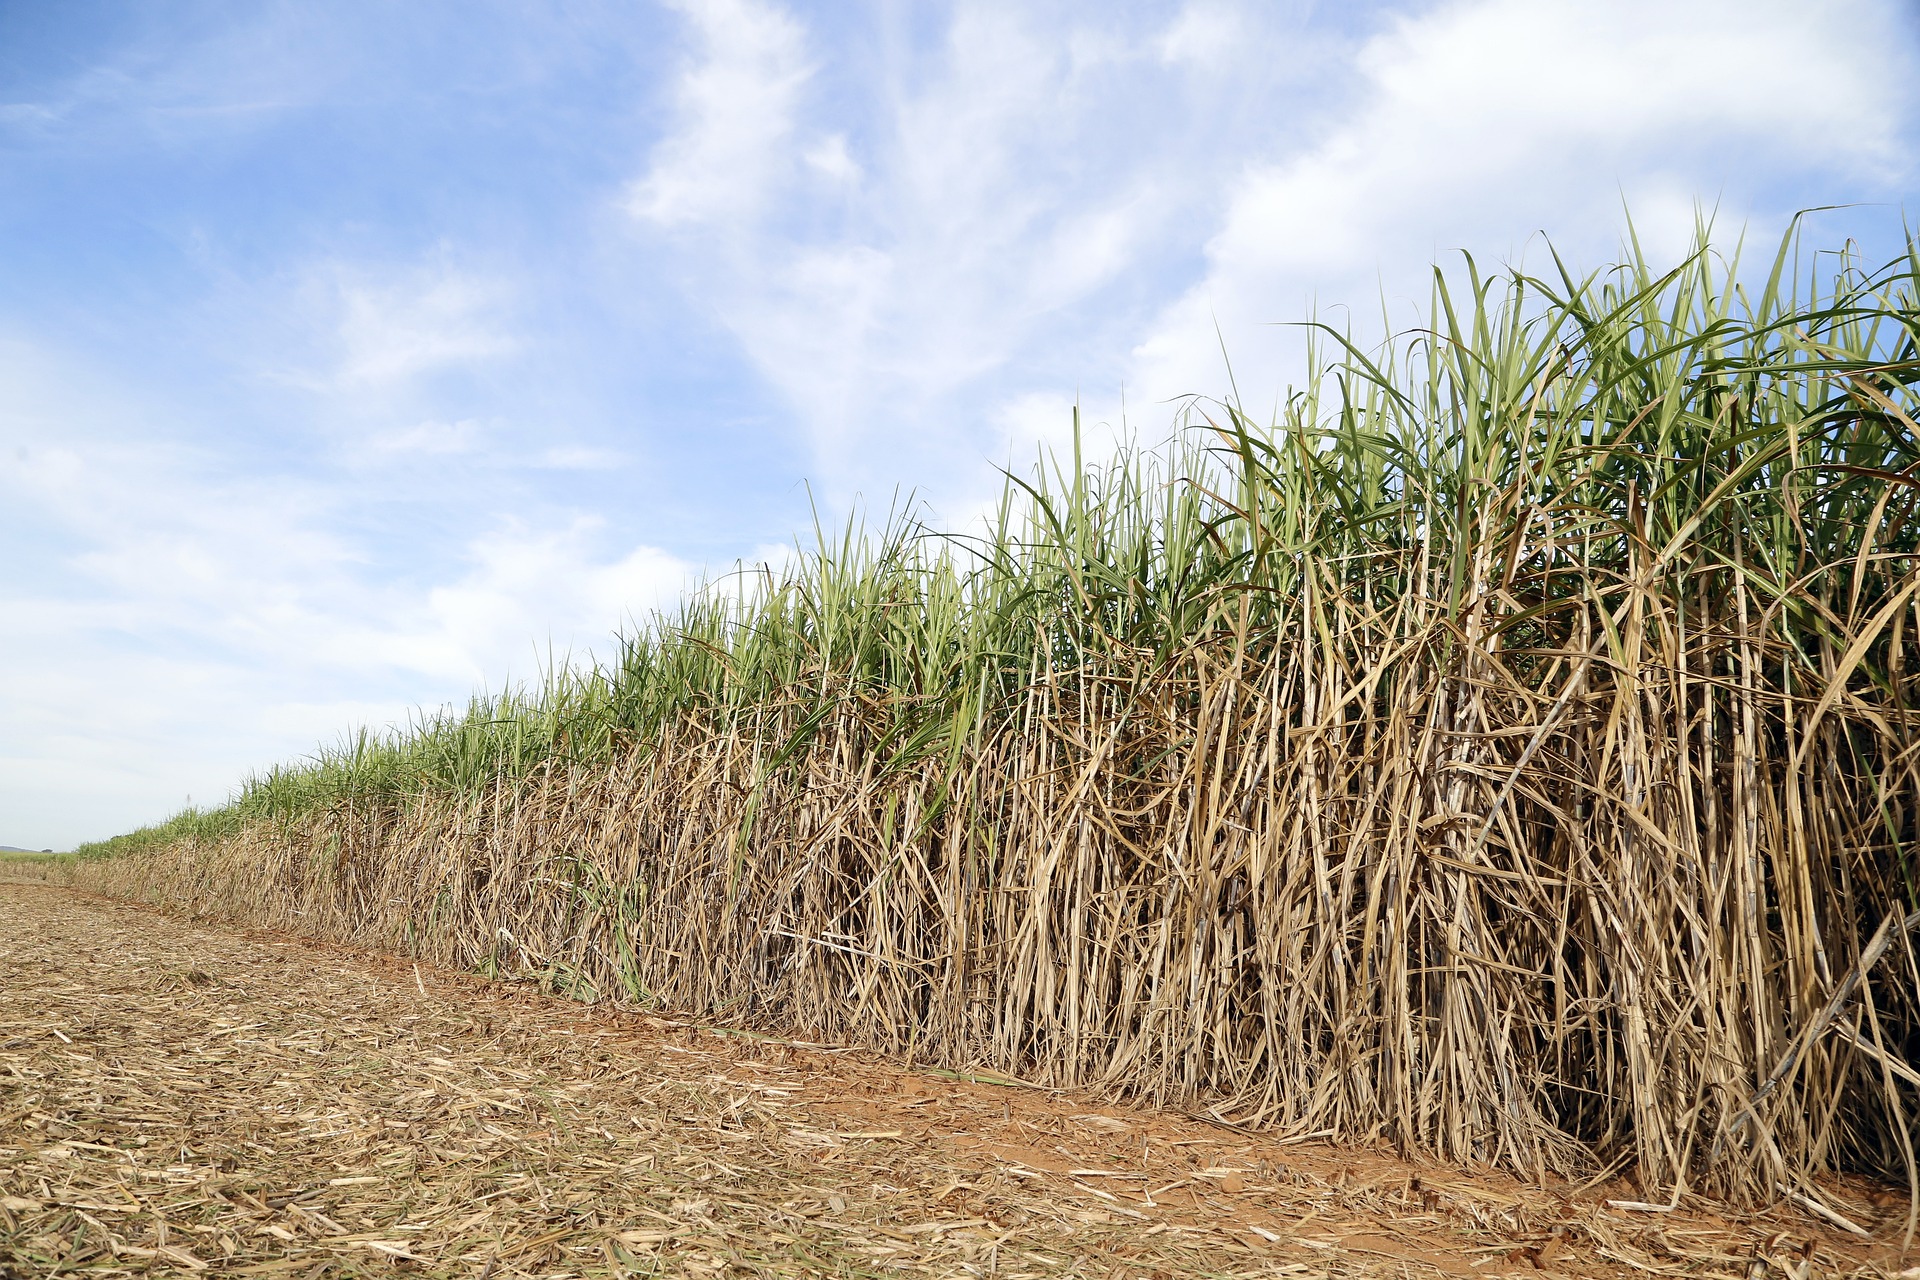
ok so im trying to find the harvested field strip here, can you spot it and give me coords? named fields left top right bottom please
left=0, top=885, right=1908, bottom=1278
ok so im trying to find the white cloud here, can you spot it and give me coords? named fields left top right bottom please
left=803, top=133, right=860, bottom=183
left=326, top=261, right=517, bottom=387
left=1158, top=2, right=1244, bottom=64
left=989, top=390, right=1090, bottom=473
left=0, top=337, right=696, bottom=845
left=624, top=2, right=1259, bottom=513
left=532, top=445, right=628, bottom=470
left=1128, top=0, right=1914, bottom=408
left=724, top=243, right=894, bottom=451
left=365, top=418, right=484, bottom=456
left=424, top=521, right=697, bottom=681
left=625, top=0, right=813, bottom=228
left=0, top=102, right=61, bottom=129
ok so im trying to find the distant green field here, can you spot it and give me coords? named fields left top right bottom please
left=0, top=851, right=72, bottom=886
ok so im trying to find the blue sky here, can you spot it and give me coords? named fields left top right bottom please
left=4, top=0, right=1916, bottom=849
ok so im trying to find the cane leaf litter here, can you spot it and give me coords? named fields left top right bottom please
left=2, top=885, right=1907, bottom=1278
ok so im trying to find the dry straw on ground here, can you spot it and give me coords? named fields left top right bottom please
left=4, top=884, right=1910, bottom=1278
left=29, top=227, right=1920, bottom=1221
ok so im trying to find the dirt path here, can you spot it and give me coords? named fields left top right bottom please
left=0, top=884, right=1905, bottom=1278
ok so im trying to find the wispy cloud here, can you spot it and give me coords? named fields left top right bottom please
left=626, top=0, right=814, bottom=229
left=0, top=336, right=691, bottom=843
left=1129, top=0, right=1915, bottom=408
left=1156, top=3, right=1246, bottom=64
left=316, top=259, right=518, bottom=389
left=363, top=419, right=485, bottom=457
left=0, top=7, right=357, bottom=148
left=623, top=1, right=1326, bottom=514
left=425, top=521, right=697, bottom=679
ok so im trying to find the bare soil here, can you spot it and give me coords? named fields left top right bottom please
left=0, top=883, right=1909, bottom=1278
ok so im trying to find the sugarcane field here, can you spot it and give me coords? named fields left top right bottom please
left=10, top=7, right=1920, bottom=1278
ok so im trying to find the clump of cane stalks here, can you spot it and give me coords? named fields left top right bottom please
left=67, top=220, right=1920, bottom=1220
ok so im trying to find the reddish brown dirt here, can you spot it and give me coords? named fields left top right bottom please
left=1, top=882, right=1910, bottom=1278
